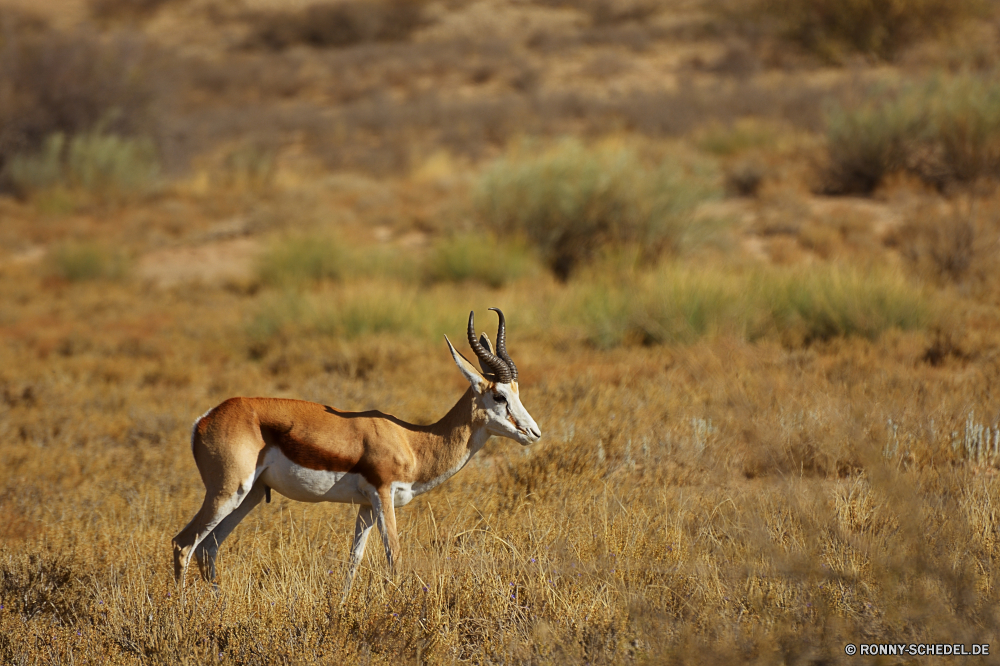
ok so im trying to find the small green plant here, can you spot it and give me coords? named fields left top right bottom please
left=476, top=139, right=719, bottom=280
left=696, top=120, right=783, bottom=157
left=257, top=236, right=344, bottom=288
left=6, top=132, right=160, bottom=199
left=46, top=242, right=128, bottom=282
left=424, top=234, right=536, bottom=288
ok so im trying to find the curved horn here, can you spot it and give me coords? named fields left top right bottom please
left=489, top=307, right=518, bottom=382
left=468, top=311, right=511, bottom=383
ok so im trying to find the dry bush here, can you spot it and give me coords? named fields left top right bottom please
left=243, top=0, right=429, bottom=51
left=89, top=0, right=178, bottom=21
left=889, top=195, right=1000, bottom=302
left=0, top=18, right=155, bottom=176
left=725, top=0, right=985, bottom=62
left=724, top=158, right=766, bottom=196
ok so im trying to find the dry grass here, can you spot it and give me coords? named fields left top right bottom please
left=2, top=212, right=1000, bottom=661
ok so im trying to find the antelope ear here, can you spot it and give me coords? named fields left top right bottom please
left=479, top=332, right=494, bottom=354
left=478, top=333, right=497, bottom=376
left=445, top=335, right=488, bottom=394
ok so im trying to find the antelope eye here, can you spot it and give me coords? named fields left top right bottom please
left=493, top=393, right=507, bottom=403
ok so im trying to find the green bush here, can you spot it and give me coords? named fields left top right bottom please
left=747, top=0, right=982, bottom=61
left=823, top=75, right=1000, bottom=193
left=257, top=236, right=344, bottom=288
left=424, top=234, right=536, bottom=288
left=925, top=75, right=1000, bottom=185
left=46, top=242, right=128, bottom=282
left=7, top=132, right=160, bottom=199
left=476, top=140, right=719, bottom=280
left=822, top=90, right=925, bottom=194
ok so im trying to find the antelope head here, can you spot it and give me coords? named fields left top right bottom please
left=445, top=308, right=541, bottom=446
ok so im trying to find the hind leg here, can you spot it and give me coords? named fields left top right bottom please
left=172, top=472, right=258, bottom=584
left=340, top=504, right=375, bottom=603
left=195, top=480, right=267, bottom=582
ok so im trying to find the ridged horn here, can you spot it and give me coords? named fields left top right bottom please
left=468, top=311, right=511, bottom=384
left=489, top=307, right=518, bottom=382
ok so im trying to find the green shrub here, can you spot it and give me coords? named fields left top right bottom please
left=925, top=75, right=1000, bottom=185
left=7, top=132, right=160, bottom=199
left=822, top=90, right=925, bottom=194
left=823, top=75, right=1000, bottom=193
left=424, top=234, right=536, bottom=288
left=257, top=236, right=344, bottom=288
left=476, top=139, right=719, bottom=280
left=46, top=242, right=128, bottom=282
left=746, top=0, right=983, bottom=62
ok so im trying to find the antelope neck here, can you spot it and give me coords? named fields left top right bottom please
left=408, top=387, right=488, bottom=485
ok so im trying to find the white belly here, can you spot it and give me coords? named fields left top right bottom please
left=259, top=447, right=369, bottom=504
left=256, top=447, right=471, bottom=509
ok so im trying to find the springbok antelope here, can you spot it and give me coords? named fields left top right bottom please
left=172, top=308, right=541, bottom=600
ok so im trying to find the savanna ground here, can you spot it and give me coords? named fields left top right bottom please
left=4, top=0, right=1000, bottom=663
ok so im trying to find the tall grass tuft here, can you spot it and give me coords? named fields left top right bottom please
left=7, top=132, right=160, bottom=200
left=476, top=139, right=719, bottom=280
left=571, top=264, right=931, bottom=348
left=46, top=241, right=128, bottom=282
left=424, top=234, right=536, bottom=288
left=246, top=283, right=470, bottom=351
left=257, top=236, right=345, bottom=288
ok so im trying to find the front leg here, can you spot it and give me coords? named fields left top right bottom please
left=341, top=504, right=375, bottom=603
left=373, top=487, right=400, bottom=574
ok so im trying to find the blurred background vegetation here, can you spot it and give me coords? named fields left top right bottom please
left=3, top=0, right=1000, bottom=662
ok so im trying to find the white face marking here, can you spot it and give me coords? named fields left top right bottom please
left=484, top=382, right=541, bottom=446
left=259, top=448, right=368, bottom=504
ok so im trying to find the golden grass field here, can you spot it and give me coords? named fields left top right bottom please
left=4, top=0, right=1000, bottom=663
